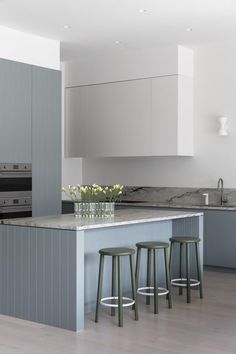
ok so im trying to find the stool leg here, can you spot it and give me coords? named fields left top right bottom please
left=164, top=248, right=172, bottom=309
left=111, top=256, right=116, bottom=316
left=133, top=247, right=141, bottom=310
left=186, top=243, right=191, bottom=303
left=118, top=256, right=123, bottom=327
left=130, top=254, right=138, bottom=320
left=135, top=247, right=141, bottom=287
left=195, top=242, right=203, bottom=299
left=153, top=249, right=158, bottom=314
left=146, top=248, right=152, bottom=305
left=95, top=254, right=105, bottom=323
left=167, top=242, right=173, bottom=300
left=179, top=243, right=183, bottom=296
left=169, top=242, right=173, bottom=273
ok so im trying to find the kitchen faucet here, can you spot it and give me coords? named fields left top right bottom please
left=217, top=178, right=225, bottom=206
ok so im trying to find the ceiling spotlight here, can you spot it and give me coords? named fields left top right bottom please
left=139, top=9, right=147, bottom=13
left=186, top=27, right=193, bottom=32
left=115, top=40, right=122, bottom=45
left=63, top=25, right=71, bottom=30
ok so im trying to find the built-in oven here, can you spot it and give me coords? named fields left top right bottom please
left=0, top=163, right=32, bottom=219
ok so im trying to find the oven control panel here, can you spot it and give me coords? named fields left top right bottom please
left=0, top=163, right=32, bottom=172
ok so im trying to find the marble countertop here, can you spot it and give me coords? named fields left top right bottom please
left=119, top=202, right=236, bottom=211
left=1, top=208, right=203, bottom=231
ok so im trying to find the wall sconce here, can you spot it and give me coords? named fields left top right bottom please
left=218, top=116, right=228, bottom=136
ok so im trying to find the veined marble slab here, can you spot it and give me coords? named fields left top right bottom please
left=121, top=186, right=236, bottom=208
left=2, top=208, right=203, bottom=231
left=120, top=202, right=236, bottom=211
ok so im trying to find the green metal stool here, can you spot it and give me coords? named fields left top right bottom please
left=135, top=242, right=172, bottom=314
left=169, top=237, right=203, bottom=303
left=95, top=247, right=138, bottom=327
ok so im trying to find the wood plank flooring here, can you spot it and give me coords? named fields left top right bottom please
left=0, top=271, right=235, bottom=354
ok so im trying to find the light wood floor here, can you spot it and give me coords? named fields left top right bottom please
left=0, top=271, right=236, bottom=354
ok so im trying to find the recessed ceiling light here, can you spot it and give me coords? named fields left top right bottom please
left=139, top=9, right=147, bottom=14
left=186, top=27, right=193, bottom=32
left=115, top=40, right=122, bottom=45
left=63, top=25, right=71, bottom=30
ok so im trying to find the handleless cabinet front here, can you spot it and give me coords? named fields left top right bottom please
left=32, top=66, right=61, bottom=217
left=0, top=58, right=31, bottom=163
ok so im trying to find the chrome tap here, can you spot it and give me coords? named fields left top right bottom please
left=217, top=178, right=225, bottom=206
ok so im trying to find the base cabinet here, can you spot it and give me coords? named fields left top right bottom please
left=204, top=210, right=236, bottom=268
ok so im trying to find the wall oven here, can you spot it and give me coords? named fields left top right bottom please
left=0, top=163, right=32, bottom=219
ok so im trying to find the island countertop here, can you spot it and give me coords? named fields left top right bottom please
left=1, top=208, right=203, bottom=231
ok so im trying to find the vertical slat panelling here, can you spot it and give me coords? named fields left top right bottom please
left=44, top=229, right=52, bottom=326
left=36, top=228, right=44, bottom=323
left=29, top=227, right=37, bottom=321
left=76, top=231, right=85, bottom=331
left=0, top=225, right=78, bottom=331
left=60, top=231, right=69, bottom=329
left=3, top=226, right=8, bottom=315
left=7, top=226, right=14, bottom=315
left=0, top=227, right=4, bottom=313
left=68, top=231, right=77, bottom=330
left=14, top=226, right=21, bottom=317
left=52, top=231, right=60, bottom=327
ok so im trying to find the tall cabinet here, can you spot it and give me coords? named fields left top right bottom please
left=0, top=58, right=61, bottom=217
left=32, top=66, right=61, bottom=216
left=0, top=59, right=31, bottom=163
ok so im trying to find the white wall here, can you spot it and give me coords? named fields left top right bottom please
left=0, top=26, right=60, bottom=70
left=63, top=41, right=236, bottom=188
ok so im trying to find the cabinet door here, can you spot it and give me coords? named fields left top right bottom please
left=205, top=210, right=236, bottom=268
left=86, top=79, right=151, bottom=157
left=151, top=76, right=178, bottom=156
left=65, top=86, right=87, bottom=157
left=0, top=58, right=31, bottom=163
left=32, top=66, right=61, bottom=217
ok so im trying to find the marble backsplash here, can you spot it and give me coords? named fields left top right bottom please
left=121, top=186, right=236, bottom=207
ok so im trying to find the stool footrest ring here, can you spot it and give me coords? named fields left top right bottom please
left=100, top=296, right=135, bottom=308
left=137, top=286, right=169, bottom=296
left=171, top=278, right=200, bottom=287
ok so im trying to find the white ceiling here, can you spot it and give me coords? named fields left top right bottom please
left=0, top=0, right=236, bottom=61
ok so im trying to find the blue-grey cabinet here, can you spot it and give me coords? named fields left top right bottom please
left=204, top=210, right=236, bottom=268
left=0, top=58, right=61, bottom=217
left=0, top=58, right=31, bottom=163
left=32, top=66, right=61, bottom=217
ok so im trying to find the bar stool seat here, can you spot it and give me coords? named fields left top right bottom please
left=136, top=241, right=169, bottom=249
left=99, top=247, right=135, bottom=256
left=135, top=241, right=172, bottom=314
left=95, top=247, right=138, bottom=327
left=169, top=236, right=203, bottom=303
left=170, top=237, right=200, bottom=243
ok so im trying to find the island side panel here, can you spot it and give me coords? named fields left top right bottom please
left=84, top=220, right=172, bottom=313
left=172, top=215, right=204, bottom=277
left=0, top=224, right=83, bottom=331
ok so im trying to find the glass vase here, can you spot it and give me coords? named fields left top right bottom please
left=74, top=202, right=83, bottom=217
left=104, top=202, right=115, bottom=217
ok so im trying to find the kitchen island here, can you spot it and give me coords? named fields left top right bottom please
left=0, top=208, right=203, bottom=331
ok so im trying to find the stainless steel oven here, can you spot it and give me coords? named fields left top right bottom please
left=0, top=163, right=32, bottom=219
